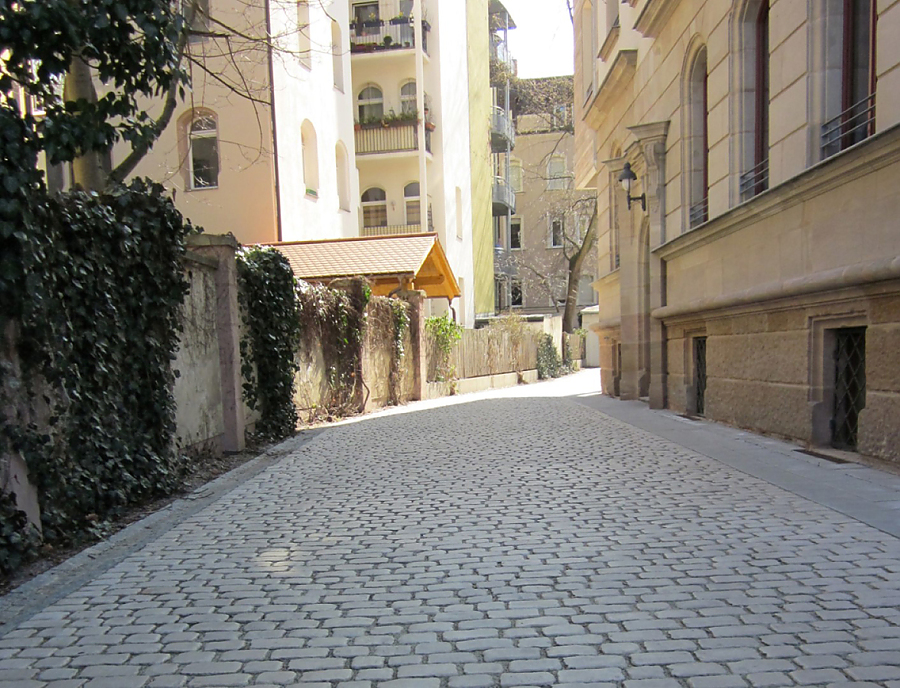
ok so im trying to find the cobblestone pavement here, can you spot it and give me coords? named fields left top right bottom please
left=2, top=378, right=900, bottom=687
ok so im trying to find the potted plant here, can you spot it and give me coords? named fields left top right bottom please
left=383, top=35, right=393, bottom=47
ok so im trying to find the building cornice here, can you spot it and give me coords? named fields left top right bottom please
left=652, top=257, right=900, bottom=323
left=634, top=0, right=681, bottom=38
left=585, top=50, right=637, bottom=131
left=654, top=122, right=900, bottom=262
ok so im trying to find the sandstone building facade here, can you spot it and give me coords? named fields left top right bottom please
left=575, top=0, right=900, bottom=462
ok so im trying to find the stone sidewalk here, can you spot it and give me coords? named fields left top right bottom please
left=2, top=370, right=899, bottom=687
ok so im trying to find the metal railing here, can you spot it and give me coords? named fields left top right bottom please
left=349, top=18, right=429, bottom=55
left=355, top=123, right=420, bottom=155
left=361, top=223, right=427, bottom=237
left=689, top=196, right=709, bottom=228
left=490, top=106, right=515, bottom=151
left=492, top=176, right=516, bottom=215
left=821, top=94, right=875, bottom=159
left=739, top=157, right=769, bottom=201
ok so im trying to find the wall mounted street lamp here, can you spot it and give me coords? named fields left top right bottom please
left=618, top=162, right=646, bottom=212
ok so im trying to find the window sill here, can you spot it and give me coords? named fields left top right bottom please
left=187, top=184, right=219, bottom=192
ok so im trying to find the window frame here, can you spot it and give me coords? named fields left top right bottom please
left=549, top=216, right=564, bottom=248
left=510, top=217, right=522, bottom=250
left=404, top=182, right=421, bottom=226
left=400, top=81, right=417, bottom=115
left=188, top=112, right=220, bottom=191
left=357, top=85, right=384, bottom=122
left=361, top=187, right=388, bottom=228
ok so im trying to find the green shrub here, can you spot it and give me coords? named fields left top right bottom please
left=537, top=333, right=564, bottom=379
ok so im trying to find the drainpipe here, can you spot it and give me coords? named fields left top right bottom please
left=265, top=0, right=283, bottom=241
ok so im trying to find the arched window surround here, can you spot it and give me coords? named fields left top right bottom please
left=361, top=187, right=387, bottom=228
left=731, top=0, right=770, bottom=202
left=682, top=39, right=709, bottom=230
left=182, top=108, right=220, bottom=191
left=335, top=142, right=350, bottom=211
left=301, top=119, right=319, bottom=197
left=357, top=84, right=384, bottom=122
left=403, top=181, right=420, bottom=226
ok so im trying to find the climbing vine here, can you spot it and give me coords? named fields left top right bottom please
left=537, top=333, right=565, bottom=379
left=236, top=247, right=302, bottom=441
left=425, top=313, right=463, bottom=382
left=297, top=280, right=370, bottom=415
left=1, top=179, right=193, bottom=548
left=389, top=299, right=410, bottom=405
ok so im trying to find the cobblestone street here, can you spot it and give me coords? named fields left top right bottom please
left=2, top=372, right=900, bottom=688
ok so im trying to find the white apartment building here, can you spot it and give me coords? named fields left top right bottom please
left=348, top=0, right=477, bottom=326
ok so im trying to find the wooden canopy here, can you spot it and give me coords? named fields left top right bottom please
left=263, top=233, right=460, bottom=300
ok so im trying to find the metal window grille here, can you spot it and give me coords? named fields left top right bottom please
left=694, top=337, right=707, bottom=416
left=739, top=158, right=769, bottom=201
left=689, top=197, right=709, bottom=229
left=832, top=327, right=866, bottom=450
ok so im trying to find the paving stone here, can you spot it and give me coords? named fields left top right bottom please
left=2, top=382, right=900, bottom=687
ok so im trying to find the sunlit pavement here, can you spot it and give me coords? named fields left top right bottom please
left=2, top=370, right=899, bottom=687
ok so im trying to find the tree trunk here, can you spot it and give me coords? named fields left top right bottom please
left=562, top=209, right=598, bottom=333
left=64, top=55, right=106, bottom=193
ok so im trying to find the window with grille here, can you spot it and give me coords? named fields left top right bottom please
left=832, top=327, right=866, bottom=450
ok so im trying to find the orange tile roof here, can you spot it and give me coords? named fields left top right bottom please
left=262, top=234, right=438, bottom=280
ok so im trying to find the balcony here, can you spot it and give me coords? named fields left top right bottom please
left=821, top=94, right=875, bottom=160
left=349, top=18, right=430, bottom=55
left=355, top=121, right=432, bottom=156
left=739, top=158, right=769, bottom=202
left=492, top=176, right=516, bottom=216
left=490, top=106, right=515, bottom=152
left=361, top=223, right=427, bottom=237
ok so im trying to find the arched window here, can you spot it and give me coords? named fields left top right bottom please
left=331, top=20, right=343, bottom=91
left=301, top=120, right=319, bottom=195
left=361, top=187, right=387, bottom=227
left=335, top=143, right=350, bottom=211
left=686, top=46, right=709, bottom=228
left=297, top=1, right=311, bottom=69
left=736, top=1, right=769, bottom=201
left=404, top=182, right=420, bottom=226
left=400, top=81, right=417, bottom=115
left=358, top=85, right=383, bottom=121
left=188, top=111, right=219, bottom=189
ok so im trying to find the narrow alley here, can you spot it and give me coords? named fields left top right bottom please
left=2, top=371, right=899, bottom=688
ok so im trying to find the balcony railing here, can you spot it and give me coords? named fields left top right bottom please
left=739, top=158, right=769, bottom=202
left=349, top=18, right=429, bottom=55
left=689, top=196, right=709, bottom=228
left=492, top=176, right=516, bottom=216
left=355, top=122, right=431, bottom=155
left=821, top=94, right=875, bottom=160
left=361, top=223, right=428, bottom=237
left=490, top=106, right=515, bottom=152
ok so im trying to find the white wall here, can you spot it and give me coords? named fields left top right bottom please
left=426, top=0, right=475, bottom=326
left=270, top=0, right=360, bottom=241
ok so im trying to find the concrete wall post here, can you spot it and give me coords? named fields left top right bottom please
left=187, top=234, right=246, bottom=453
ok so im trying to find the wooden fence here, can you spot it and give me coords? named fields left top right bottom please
left=426, top=327, right=541, bottom=382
